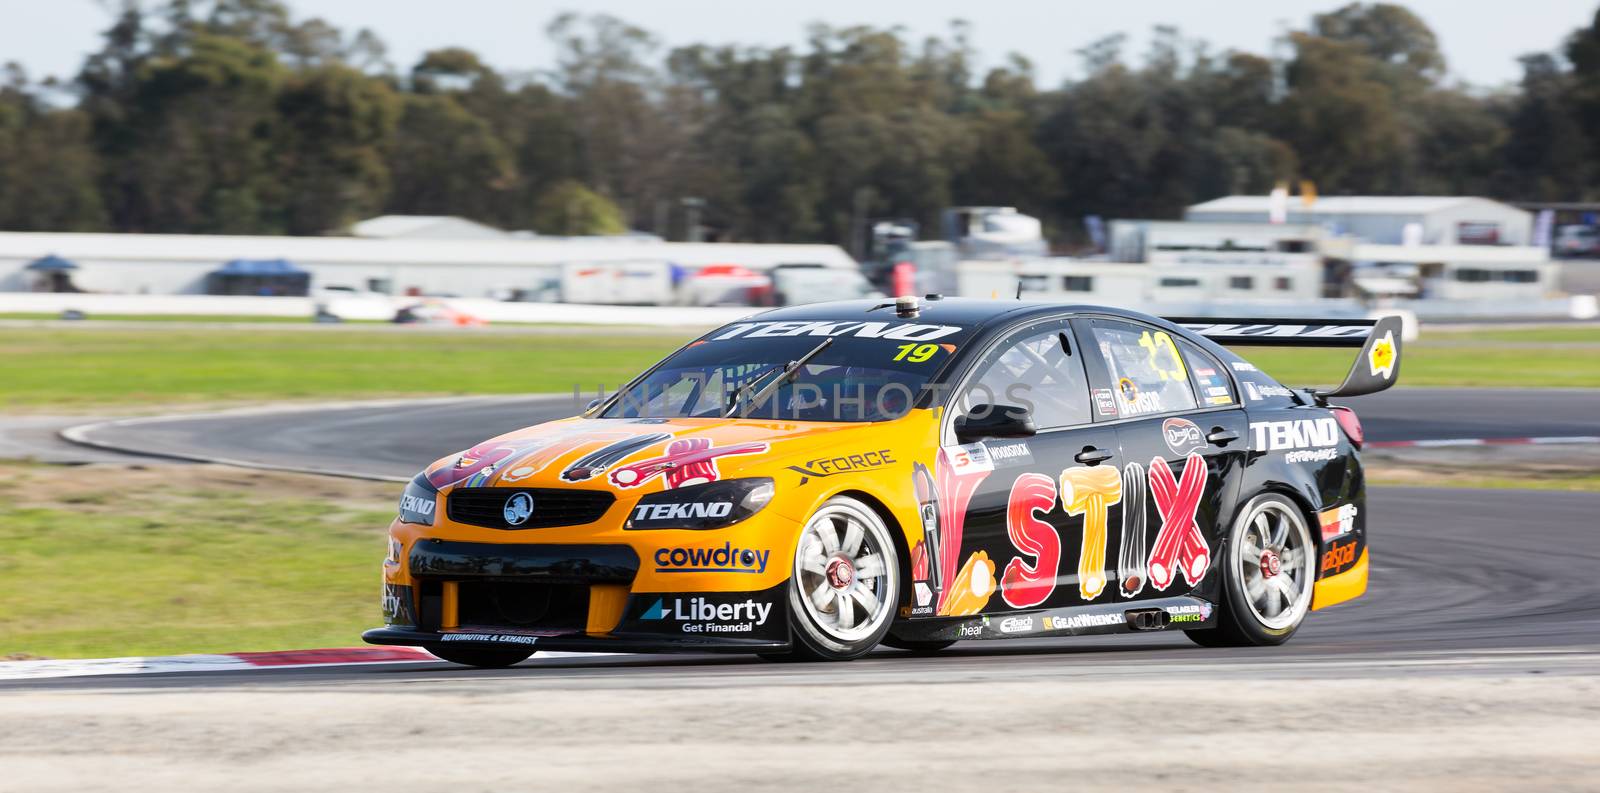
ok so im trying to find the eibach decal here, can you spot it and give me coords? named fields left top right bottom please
left=1060, top=465, right=1123, bottom=601
left=999, top=473, right=1060, bottom=608
left=1117, top=462, right=1148, bottom=597
left=561, top=433, right=672, bottom=482
left=607, top=438, right=769, bottom=489
left=1146, top=453, right=1210, bottom=590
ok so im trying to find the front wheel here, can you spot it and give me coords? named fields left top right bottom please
left=425, top=644, right=536, bottom=668
left=1186, top=493, right=1317, bottom=648
left=769, top=496, right=901, bottom=662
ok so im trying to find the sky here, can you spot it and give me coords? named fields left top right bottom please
left=2, top=0, right=1596, bottom=89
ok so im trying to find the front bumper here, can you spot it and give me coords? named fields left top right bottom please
left=369, top=538, right=793, bottom=654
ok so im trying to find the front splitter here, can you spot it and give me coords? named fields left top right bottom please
left=362, top=627, right=789, bottom=655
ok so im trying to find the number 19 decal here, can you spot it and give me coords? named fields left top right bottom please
left=893, top=343, right=940, bottom=363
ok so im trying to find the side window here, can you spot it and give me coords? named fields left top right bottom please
left=1179, top=340, right=1236, bottom=407
left=957, top=324, right=1091, bottom=430
left=1090, top=321, right=1198, bottom=416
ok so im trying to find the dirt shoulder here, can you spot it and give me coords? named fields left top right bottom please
left=1, top=673, right=1595, bottom=792
left=1368, top=443, right=1600, bottom=491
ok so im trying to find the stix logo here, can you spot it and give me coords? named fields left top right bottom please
left=653, top=542, right=770, bottom=574
left=994, top=454, right=1211, bottom=610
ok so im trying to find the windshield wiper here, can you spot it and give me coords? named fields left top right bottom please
left=724, top=337, right=835, bottom=418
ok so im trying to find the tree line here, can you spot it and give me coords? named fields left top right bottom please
left=4, top=0, right=1600, bottom=250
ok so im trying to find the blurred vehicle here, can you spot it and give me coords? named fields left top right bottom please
left=560, top=261, right=676, bottom=305
left=941, top=206, right=1049, bottom=259
left=314, top=285, right=395, bottom=322
left=365, top=298, right=1398, bottom=667
left=679, top=263, right=770, bottom=306
left=764, top=263, right=882, bottom=306
left=393, top=299, right=486, bottom=326
left=1553, top=225, right=1600, bottom=258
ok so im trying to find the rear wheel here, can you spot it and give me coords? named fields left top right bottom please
left=1186, top=494, right=1316, bottom=648
left=425, top=644, right=536, bottom=668
left=767, top=496, right=900, bottom=662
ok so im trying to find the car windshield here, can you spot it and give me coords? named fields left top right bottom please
left=601, top=318, right=976, bottom=422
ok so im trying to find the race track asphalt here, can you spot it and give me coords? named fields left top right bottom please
left=65, top=387, right=1600, bottom=481
left=20, top=386, right=1600, bottom=690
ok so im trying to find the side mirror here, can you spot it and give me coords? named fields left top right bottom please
left=584, top=398, right=603, bottom=413
left=953, top=404, right=1037, bottom=443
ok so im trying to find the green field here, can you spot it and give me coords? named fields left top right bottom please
left=0, top=463, right=394, bottom=658
left=2, top=323, right=1597, bottom=411
left=1, top=326, right=687, bottom=410
left=1240, top=325, right=1600, bottom=389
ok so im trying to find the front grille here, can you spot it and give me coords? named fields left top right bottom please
left=457, top=581, right=590, bottom=634
left=446, top=487, right=615, bottom=529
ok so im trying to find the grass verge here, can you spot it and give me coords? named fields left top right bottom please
left=1, top=326, right=686, bottom=411
left=1238, top=325, right=1600, bottom=389
left=0, top=462, right=393, bottom=659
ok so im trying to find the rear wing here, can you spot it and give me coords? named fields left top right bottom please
left=1167, top=315, right=1403, bottom=399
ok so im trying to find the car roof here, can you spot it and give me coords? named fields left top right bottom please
left=745, top=297, right=1163, bottom=332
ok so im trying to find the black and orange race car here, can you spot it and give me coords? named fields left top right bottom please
left=364, top=298, right=1401, bottom=666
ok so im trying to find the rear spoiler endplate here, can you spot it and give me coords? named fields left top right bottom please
left=1168, top=315, right=1403, bottom=399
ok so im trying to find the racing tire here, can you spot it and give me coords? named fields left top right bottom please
left=766, top=496, right=901, bottom=662
left=424, top=644, right=536, bottom=668
left=1185, top=493, right=1317, bottom=648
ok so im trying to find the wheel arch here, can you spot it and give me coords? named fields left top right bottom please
left=834, top=488, right=915, bottom=613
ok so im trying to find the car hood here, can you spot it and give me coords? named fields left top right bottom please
left=422, top=415, right=899, bottom=493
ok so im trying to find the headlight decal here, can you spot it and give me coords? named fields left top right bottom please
left=398, top=473, right=440, bottom=525
left=625, top=478, right=774, bottom=530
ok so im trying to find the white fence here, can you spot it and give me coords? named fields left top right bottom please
left=0, top=292, right=755, bottom=326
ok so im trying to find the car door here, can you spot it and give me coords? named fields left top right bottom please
left=932, top=317, right=1125, bottom=620
left=1074, top=317, right=1248, bottom=607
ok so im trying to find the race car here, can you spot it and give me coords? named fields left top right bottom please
left=364, top=297, right=1401, bottom=666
